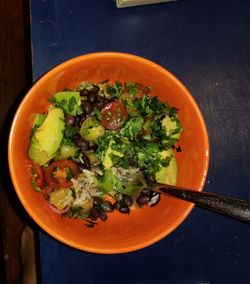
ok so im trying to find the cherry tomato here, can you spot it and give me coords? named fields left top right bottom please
left=30, top=161, right=45, bottom=188
left=101, top=101, right=128, bottom=130
left=45, top=160, right=80, bottom=189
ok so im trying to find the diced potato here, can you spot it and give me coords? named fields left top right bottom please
left=82, top=199, right=94, bottom=213
left=49, top=188, right=74, bottom=211
left=85, top=150, right=100, bottom=165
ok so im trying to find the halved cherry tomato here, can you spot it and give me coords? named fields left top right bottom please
left=45, top=160, right=80, bottom=189
left=101, top=101, right=128, bottom=130
left=30, top=161, right=45, bottom=188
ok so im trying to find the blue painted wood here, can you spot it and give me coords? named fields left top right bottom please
left=31, top=0, right=250, bottom=283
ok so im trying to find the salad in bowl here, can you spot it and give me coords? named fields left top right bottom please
left=28, top=80, right=182, bottom=226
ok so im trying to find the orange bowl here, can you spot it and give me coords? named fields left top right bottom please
left=8, top=52, right=209, bottom=253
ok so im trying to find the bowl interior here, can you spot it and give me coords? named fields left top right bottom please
left=8, top=52, right=209, bottom=253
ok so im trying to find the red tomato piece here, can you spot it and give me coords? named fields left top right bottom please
left=101, top=101, right=128, bottom=130
left=30, top=161, right=45, bottom=188
left=45, top=160, right=80, bottom=189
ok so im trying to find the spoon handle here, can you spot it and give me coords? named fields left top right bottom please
left=153, top=185, right=250, bottom=223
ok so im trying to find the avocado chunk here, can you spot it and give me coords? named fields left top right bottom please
left=28, top=136, right=52, bottom=166
left=155, top=149, right=178, bottom=185
left=29, top=108, right=65, bottom=163
left=52, top=91, right=82, bottom=116
left=54, top=144, right=77, bottom=161
left=102, top=139, right=123, bottom=169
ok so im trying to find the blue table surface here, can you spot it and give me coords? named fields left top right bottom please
left=31, top=0, right=250, bottom=283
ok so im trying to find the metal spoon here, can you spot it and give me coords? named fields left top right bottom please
left=151, top=184, right=250, bottom=223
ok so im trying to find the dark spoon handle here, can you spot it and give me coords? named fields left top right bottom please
left=154, top=185, right=250, bottom=223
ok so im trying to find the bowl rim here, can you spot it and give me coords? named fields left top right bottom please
left=8, top=51, right=210, bottom=254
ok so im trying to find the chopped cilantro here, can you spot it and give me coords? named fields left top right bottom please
left=63, top=125, right=78, bottom=145
left=134, top=142, right=168, bottom=174
left=32, top=113, right=46, bottom=129
left=94, top=107, right=102, bottom=120
left=125, top=82, right=139, bottom=96
left=65, top=206, right=89, bottom=219
left=107, top=81, right=123, bottom=98
left=68, top=96, right=77, bottom=113
left=120, top=117, right=144, bottom=138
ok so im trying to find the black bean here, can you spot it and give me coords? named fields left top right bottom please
left=114, top=201, right=120, bottom=211
left=79, top=153, right=91, bottom=170
left=103, top=98, right=110, bottom=104
left=73, top=114, right=86, bottom=126
left=140, top=189, right=152, bottom=197
left=119, top=206, right=130, bottom=214
left=89, top=207, right=100, bottom=220
left=88, top=92, right=98, bottom=103
left=82, top=101, right=93, bottom=114
left=80, top=89, right=91, bottom=96
left=89, top=143, right=98, bottom=151
left=96, top=96, right=106, bottom=103
left=136, top=194, right=150, bottom=206
left=78, top=114, right=87, bottom=123
left=91, top=84, right=100, bottom=94
left=101, top=201, right=114, bottom=212
left=114, top=200, right=123, bottom=210
left=99, top=210, right=107, bottom=221
left=150, top=193, right=161, bottom=207
left=122, top=195, right=133, bottom=207
left=87, top=86, right=99, bottom=103
left=146, top=173, right=156, bottom=184
left=108, top=97, right=117, bottom=103
left=93, top=100, right=105, bottom=110
left=93, top=196, right=103, bottom=207
left=65, top=114, right=75, bottom=125
left=128, top=158, right=138, bottom=167
left=75, top=135, right=89, bottom=150
left=115, top=193, right=123, bottom=202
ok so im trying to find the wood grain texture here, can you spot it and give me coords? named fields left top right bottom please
left=0, top=1, right=31, bottom=283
